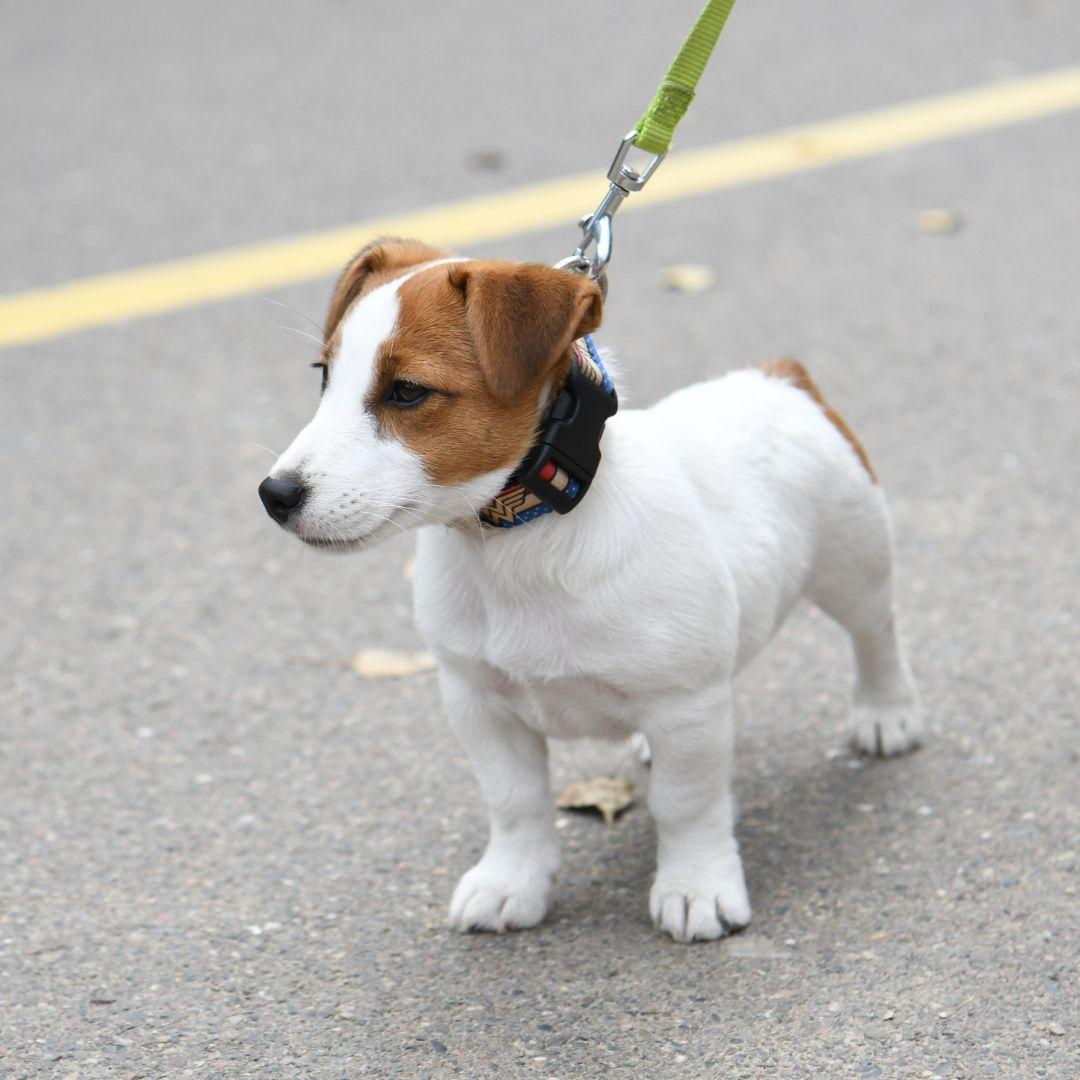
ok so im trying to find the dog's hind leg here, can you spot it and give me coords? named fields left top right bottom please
left=808, top=494, right=923, bottom=757
left=839, top=580, right=923, bottom=757
left=760, top=359, right=922, bottom=755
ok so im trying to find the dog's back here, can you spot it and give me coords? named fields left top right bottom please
left=628, top=360, right=891, bottom=669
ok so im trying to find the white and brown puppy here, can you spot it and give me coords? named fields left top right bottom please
left=260, top=238, right=922, bottom=943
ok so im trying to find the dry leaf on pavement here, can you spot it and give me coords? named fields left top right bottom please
left=660, top=264, right=716, bottom=293
left=350, top=649, right=436, bottom=679
left=556, top=775, right=635, bottom=826
left=915, top=208, right=963, bottom=234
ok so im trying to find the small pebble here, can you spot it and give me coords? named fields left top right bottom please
left=466, top=148, right=506, bottom=172
left=1035, top=1021, right=1065, bottom=1036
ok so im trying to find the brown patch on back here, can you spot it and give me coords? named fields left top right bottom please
left=760, top=358, right=878, bottom=482
left=322, top=238, right=448, bottom=360
left=367, top=261, right=602, bottom=487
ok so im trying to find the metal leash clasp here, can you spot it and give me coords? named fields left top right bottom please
left=554, top=131, right=665, bottom=296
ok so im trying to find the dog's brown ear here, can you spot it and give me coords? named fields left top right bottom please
left=447, top=262, right=603, bottom=402
left=324, top=238, right=447, bottom=344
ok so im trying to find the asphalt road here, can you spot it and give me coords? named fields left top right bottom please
left=2, top=1, right=1078, bottom=1076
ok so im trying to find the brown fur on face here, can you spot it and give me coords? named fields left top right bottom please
left=335, top=252, right=602, bottom=487
left=322, top=238, right=448, bottom=361
left=760, top=358, right=878, bottom=482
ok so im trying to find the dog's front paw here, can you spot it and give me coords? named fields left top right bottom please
left=649, top=854, right=752, bottom=943
left=849, top=697, right=924, bottom=757
left=449, top=856, right=556, bottom=934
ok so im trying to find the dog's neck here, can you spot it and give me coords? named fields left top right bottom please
left=476, top=336, right=618, bottom=530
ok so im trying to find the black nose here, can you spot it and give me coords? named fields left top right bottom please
left=258, top=475, right=306, bottom=526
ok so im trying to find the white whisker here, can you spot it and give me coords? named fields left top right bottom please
left=271, top=324, right=324, bottom=351
left=454, top=488, right=487, bottom=547
left=260, top=295, right=324, bottom=335
left=246, top=443, right=281, bottom=459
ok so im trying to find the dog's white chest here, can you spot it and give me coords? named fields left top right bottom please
left=413, top=555, right=641, bottom=738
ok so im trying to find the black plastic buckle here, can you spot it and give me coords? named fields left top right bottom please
left=512, top=360, right=618, bottom=514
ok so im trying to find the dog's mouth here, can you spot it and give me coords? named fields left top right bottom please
left=296, top=506, right=419, bottom=553
left=299, top=535, right=367, bottom=554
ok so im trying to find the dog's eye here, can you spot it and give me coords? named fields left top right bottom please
left=310, top=361, right=328, bottom=393
left=387, top=380, right=431, bottom=407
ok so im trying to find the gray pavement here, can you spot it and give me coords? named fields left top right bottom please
left=2, top=1, right=1078, bottom=1076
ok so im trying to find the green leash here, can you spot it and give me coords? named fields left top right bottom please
left=636, top=0, right=737, bottom=156
left=556, top=0, right=737, bottom=292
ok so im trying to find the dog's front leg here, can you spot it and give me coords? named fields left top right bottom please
left=642, top=682, right=751, bottom=942
left=440, top=665, right=559, bottom=933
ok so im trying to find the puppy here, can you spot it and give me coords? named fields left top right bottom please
left=259, top=238, right=922, bottom=942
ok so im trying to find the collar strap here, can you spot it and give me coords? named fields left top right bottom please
left=478, top=335, right=618, bottom=529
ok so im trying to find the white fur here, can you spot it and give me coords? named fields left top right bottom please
left=270, top=274, right=922, bottom=942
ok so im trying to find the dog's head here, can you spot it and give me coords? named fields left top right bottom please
left=259, top=239, right=603, bottom=550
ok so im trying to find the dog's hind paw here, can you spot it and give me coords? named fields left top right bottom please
left=448, top=858, right=555, bottom=933
left=849, top=698, right=924, bottom=757
left=628, top=732, right=652, bottom=764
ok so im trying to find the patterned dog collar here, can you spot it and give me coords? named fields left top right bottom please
left=478, top=335, right=618, bottom=529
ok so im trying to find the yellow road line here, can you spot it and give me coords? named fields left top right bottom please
left=3, top=66, right=1080, bottom=350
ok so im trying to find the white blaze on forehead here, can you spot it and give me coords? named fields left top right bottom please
left=325, top=257, right=467, bottom=405
left=324, top=276, right=402, bottom=406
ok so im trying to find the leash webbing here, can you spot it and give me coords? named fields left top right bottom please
left=635, top=0, right=737, bottom=156
left=556, top=0, right=738, bottom=289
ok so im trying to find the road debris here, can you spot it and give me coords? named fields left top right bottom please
left=556, top=776, right=634, bottom=826
left=660, top=264, right=715, bottom=293
left=350, top=649, right=437, bottom=679
left=915, top=208, right=963, bottom=234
